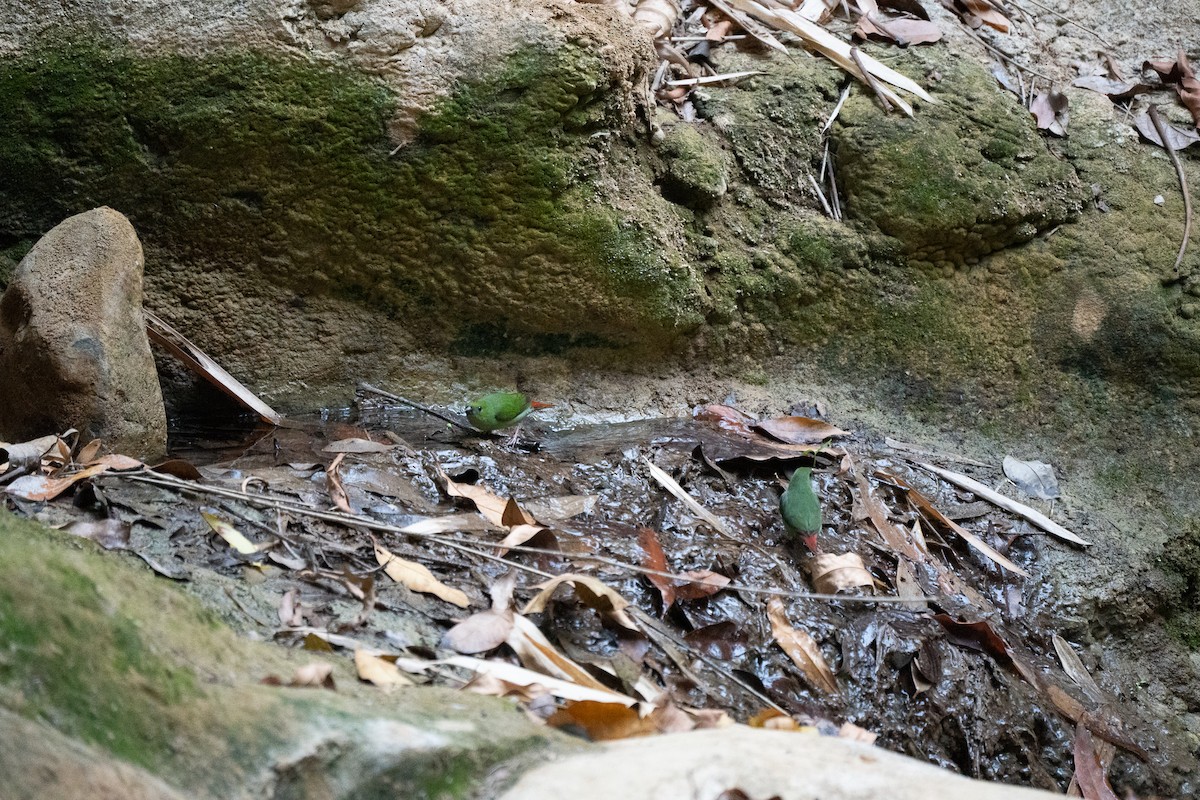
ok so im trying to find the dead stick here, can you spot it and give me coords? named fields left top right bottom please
left=357, top=382, right=478, bottom=433
left=850, top=46, right=893, bottom=113
left=1148, top=104, right=1192, bottom=274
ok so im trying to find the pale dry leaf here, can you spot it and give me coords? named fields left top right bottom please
left=443, top=609, right=515, bottom=654
left=76, top=439, right=102, bottom=465
left=497, top=523, right=548, bottom=551
left=322, top=438, right=395, bottom=453
left=0, top=434, right=59, bottom=471
left=326, top=453, right=352, bottom=513
left=1003, top=456, right=1060, bottom=500
left=201, top=510, right=270, bottom=556
left=397, top=514, right=494, bottom=535
left=522, top=574, right=637, bottom=631
left=440, top=654, right=636, bottom=705
left=523, top=494, right=598, bottom=522
left=63, top=518, right=130, bottom=550
left=838, top=722, right=878, bottom=744
left=644, top=458, right=730, bottom=535
left=354, top=649, right=415, bottom=687
left=87, top=453, right=144, bottom=471
left=289, top=662, right=336, bottom=689
left=1053, top=634, right=1104, bottom=703
left=374, top=542, right=470, bottom=607
left=633, top=0, right=678, bottom=38
left=441, top=468, right=509, bottom=525
left=809, top=552, right=877, bottom=594
left=672, top=570, right=731, bottom=601
left=752, top=416, right=850, bottom=445
left=767, top=598, right=838, bottom=694
left=894, top=556, right=928, bottom=610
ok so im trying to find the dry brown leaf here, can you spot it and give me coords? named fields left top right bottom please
left=767, top=598, right=838, bottom=694
left=76, top=438, right=102, bottom=465
left=523, top=495, right=597, bottom=521
left=747, top=708, right=817, bottom=732
left=672, top=570, right=731, bottom=601
left=693, top=403, right=757, bottom=437
left=638, top=527, right=677, bottom=609
left=501, top=496, right=537, bottom=526
left=1073, top=724, right=1121, bottom=800
left=6, top=463, right=109, bottom=501
left=548, top=700, right=657, bottom=741
left=354, top=649, right=415, bottom=687
left=752, top=416, right=850, bottom=445
left=326, top=453, right=352, bottom=513
left=958, top=0, right=1010, bottom=32
left=644, top=458, right=730, bottom=535
left=1053, top=634, right=1104, bottom=703
left=201, top=511, right=270, bottom=556
left=809, top=552, right=876, bottom=594
left=444, top=609, right=515, bottom=654
left=522, top=574, right=637, bottom=631
left=374, top=542, right=469, bottom=607
left=87, top=453, right=143, bottom=471
left=893, top=556, right=928, bottom=610
left=0, top=434, right=59, bottom=472
left=150, top=459, right=204, bottom=481
left=855, top=14, right=942, bottom=46
left=441, top=469, right=510, bottom=525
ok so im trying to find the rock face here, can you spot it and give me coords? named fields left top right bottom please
left=0, top=207, right=167, bottom=457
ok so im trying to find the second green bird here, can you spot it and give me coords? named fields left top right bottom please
left=780, top=466, right=822, bottom=553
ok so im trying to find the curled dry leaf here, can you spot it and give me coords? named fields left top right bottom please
left=1133, top=111, right=1200, bottom=151
left=693, top=403, right=757, bottom=437
left=522, top=574, right=637, bottom=631
left=354, top=649, right=415, bottom=687
left=1031, top=90, right=1069, bottom=136
left=809, top=552, right=876, bottom=594
left=752, top=416, right=850, bottom=445
left=633, top=0, right=679, bottom=38
left=76, top=438, right=102, bottom=465
left=672, top=570, right=731, bottom=601
left=767, top=598, right=838, bottom=694
left=6, top=463, right=109, bottom=501
left=325, top=453, right=352, bottom=513
left=1003, top=456, right=1060, bottom=500
left=87, top=453, right=144, bottom=471
left=374, top=542, right=470, bottom=607
left=150, top=459, right=204, bottom=481
left=441, top=468, right=509, bottom=524
left=954, top=0, right=1010, bottom=32
left=0, top=434, right=59, bottom=472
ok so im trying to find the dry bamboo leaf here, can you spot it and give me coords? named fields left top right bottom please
left=548, top=700, right=657, bottom=741
left=506, top=615, right=634, bottom=699
left=374, top=542, right=469, bottom=607
left=797, top=0, right=838, bottom=22
left=666, top=70, right=765, bottom=87
left=633, top=0, right=679, bottom=38
left=354, top=649, right=415, bottom=687
left=1053, top=634, right=1104, bottom=703
left=145, top=309, right=282, bottom=425
left=326, top=453, right=352, bottom=514
left=497, top=523, right=550, bottom=551
left=201, top=510, right=271, bottom=556
left=705, top=0, right=790, bottom=54
left=1073, top=724, right=1120, bottom=800
left=851, top=464, right=923, bottom=561
left=397, top=514, right=493, bottom=535
left=809, top=552, right=876, bottom=594
left=644, top=458, right=730, bottom=535
left=441, top=654, right=637, bottom=705
left=767, top=598, right=838, bottom=694
left=6, top=463, right=109, bottom=501
left=918, top=463, right=1090, bottom=546
left=87, top=453, right=143, bottom=471
left=752, top=416, right=850, bottom=445
left=522, top=574, right=637, bottom=631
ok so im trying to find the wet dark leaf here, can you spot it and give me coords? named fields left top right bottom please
left=673, top=570, right=731, bottom=601
left=1073, top=724, right=1120, bottom=800
left=693, top=403, right=756, bottom=437
left=1071, top=75, right=1153, bottom=102
left=933, top=614, right=1015, bottom=670
left=150, top=459, right=204, bottom=480
left=684, top=621, right=749, bottom=660
left=637, top=527, right=676, bottom=609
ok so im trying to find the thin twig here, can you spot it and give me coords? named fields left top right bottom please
left=957, top=24, right=1054, bottom=83
left=821, top=83, right=853, bottom=135
left=850, top=47, right=893, bottom=113
left=357, top=382, right=478, bottom=433
left=112, top=470, right=933, bottom=605
left=1007, top=0, right=1110, bottom=45
left=1148, top=104, right=1193, bottom=274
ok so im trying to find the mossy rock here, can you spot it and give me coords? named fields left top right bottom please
left=834, top=52, right=1085, bottom=270
left=0, top=513, right=565, bottom=798
left=0, top=36, right=702, bottom=362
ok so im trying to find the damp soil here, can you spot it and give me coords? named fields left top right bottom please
left=13, top=389, right=1189, bottom=797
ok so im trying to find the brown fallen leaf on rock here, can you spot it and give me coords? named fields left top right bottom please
left=808, top=552, right=877, bottom=594
left=374, top=541, right=470, bottom=608
left=767, top=598, right=838, bottom=694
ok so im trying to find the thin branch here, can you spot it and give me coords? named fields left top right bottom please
left=357, top=382, right=478, bottom=433
left=1148, top=104, right=1193, bottom=274
left=957, top=24, right=1054, bottom=83
left=850, top=46, right=894, bottom=113
left=1007, top=0, right=1110, bottom=45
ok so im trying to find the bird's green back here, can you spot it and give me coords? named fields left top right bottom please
left=466, top=392, right=533, bottom=431
left=780, top=466, right=822, bottom=536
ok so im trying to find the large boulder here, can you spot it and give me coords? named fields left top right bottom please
left=0, top=207, right=166, bottom=457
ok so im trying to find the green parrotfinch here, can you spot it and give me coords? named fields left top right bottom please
left=465, top=392, right=552, bottom=433
left=780, top=466, right=822, bottom=552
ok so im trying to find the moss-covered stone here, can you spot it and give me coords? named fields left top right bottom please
left=0, top=37, right=701, bottom=353
left=834, top=53, right=1085, bottom=269
left=0, top=513, right=566, bottom=798
left=658, top=124, right=729, bottom=210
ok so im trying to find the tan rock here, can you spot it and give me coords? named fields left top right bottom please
left=500, top=726, right=1061, bottom=800
left=0, top=207, right=166, bottom=457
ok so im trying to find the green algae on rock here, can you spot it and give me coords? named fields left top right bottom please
left=0, top=39, right=701, bottom=355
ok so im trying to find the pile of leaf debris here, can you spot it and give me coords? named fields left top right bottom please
left=0, top=394, right=1168, bottom=797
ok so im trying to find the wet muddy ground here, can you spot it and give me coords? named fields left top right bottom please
left=7, top=389, right=1183, bottom=796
